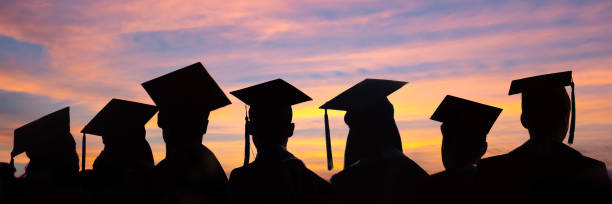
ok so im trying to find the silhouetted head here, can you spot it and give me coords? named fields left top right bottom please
left=80, top=99, right=157, bottom=173
left=343, top=99, right=402, bottom=167
left=320, top=78, right=408, bottom=168
left=158, top=109, right=210, bottom=147
left=24, top=132, right=79, bottom=182
left=231, top=78, right=311, bottom=163
left=100, top=126, right=146, bottom=147
left=11, top=107, right=78, bottom=181
left=509, top=71, right=575, bottom=144
left=520, top=88, right=571, bottom=142
left=249, top=106, right=295, bottom=150
left=430, top=95, right=501, bottom=170
left=142, top=62, right=232, bottom=148
left=440, top=122, right=488, bottom=170
left=93, top=126, right=154, bottom=173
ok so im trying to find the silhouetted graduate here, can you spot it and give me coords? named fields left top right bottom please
left=228, top=79, right=330, bottom=204
left=427, top=95, right=502, bottom=204
left=142, top=62, right=231, bottom=204
left=0, top=162, right=16, bottom=203
left=9, top=107, right=81, bottom=203
left=478, top=71, right=611, bottom=203
left=81, top=99, right=157, bottom=203
left=321, top=79, right=429, bottom=204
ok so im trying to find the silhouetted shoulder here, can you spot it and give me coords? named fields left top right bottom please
left=477, top=154, right=509, bottom=169
left=580, top=155, right=607, bottom=172
left=281, top=159, right=330, bottom=188
left=228, top=163, right=253, bottom=182
left=430, top=170, right=449, bottom=179
left=571, top=153, right=611, bottom=188
left=333, top=152, right=428, bottom=182
left=427, top=166, right=481, bottom=204
left=478, top=141, right=611, bottom=203
left=153, top=145, right=226, bottom=182
left=570, top=150, right=606, bottom=169
left=235, top=155, right=326, bottom=183
left=200, top=145, right=221, bottom=161
left=331, top=153, right=428, bottom=204
left=229, top=155, right=329, bottom=204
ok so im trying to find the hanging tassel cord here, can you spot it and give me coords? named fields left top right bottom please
left=243, top=105, right=250, bottom=166
left=568, top=82, right=576, bottom=144
left=82, top=133, right=86, bottom=172
left=9, top=155, right=15, bottom=169
left=324, top=109, right=333, bottom=170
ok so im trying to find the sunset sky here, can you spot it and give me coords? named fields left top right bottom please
left=1, top=0, right=611, bottom=180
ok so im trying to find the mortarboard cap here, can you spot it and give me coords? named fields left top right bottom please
left=142, top=62, right=231, bottom=113
left=509, top=71, right=573, bottom=95
left=508, top=71, right=576, bottom=144
left=11, top=107, right=71, bottom=168
left=81, top=99, right=158, bottom=137
left=320, top=79, right=407, bottom=111
left=230, top=79, right=312, bottom=107
left=79, top=99, right=157, bottom=171
left=230, top=79, right=312, bottom=166
left=319, top=79, right=408, bottom=170
left=430, top=95, right=502, bottom=138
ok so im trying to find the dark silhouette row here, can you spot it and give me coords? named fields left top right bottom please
left=0, top=62, right=610, bottom=204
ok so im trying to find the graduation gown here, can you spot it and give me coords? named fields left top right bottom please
left=11, top=154, right=82, bottom=204
left=330, top=149, right=429, bottom=204
left=0, top=163, right=17, bottom=203
left=85, top=140, right=155, bottom=204
left=478, top=139, right=611, bottom=203
left=426, top=165, right=480, bottom=204
left=228, top=147, right=330, bottom=204
left=153, top=145, right=228, bottom=204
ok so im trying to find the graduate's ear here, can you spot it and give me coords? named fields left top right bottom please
left=246, top=120, right=254, bottom=135
left=440, top=123, right=448, bottom=137
left=479, top=141, right=488, bottom=158
left=287, top=123, right=295, bottom=138
left=202, top=119, right=209, bottom=134
left=157, top=111, right=165, bottom=128
left=520, top=112, right=528, bottom=129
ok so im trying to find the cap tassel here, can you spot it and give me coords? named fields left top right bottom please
left=9, top=155, right=15, bottom=169
left=568, top=82, right=576, bottom=144
left=243, top=106, right=250, bottom=166
left=324, top=109, right=333, bottom=170
left=82, top=133, right=86, bottom=172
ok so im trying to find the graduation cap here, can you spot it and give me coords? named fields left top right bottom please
left=508, top=71, right=575, bottom=144
left=430, top=95, right=502, bottom=138
left=319, top=79, right=408, bottom=170
left=10, top=107, right=71, bottom=168
left=230, top=79, right=312, bottom=166
left=80, top=99, right=158, bottom=171
left=141, top=62, right=231, bottom=113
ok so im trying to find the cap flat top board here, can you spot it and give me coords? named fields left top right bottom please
left=142, top=62, right=231, bottom=112
left=430, top=95, right=502, bottom=135
left=508, top=71, right=572, bottom=95
left=12, top=107, right=71, bottom=156
left=81, top=99, right=158, bottom=137
left=320, top=78, right=407, bottom=111
left=230, top=79, right=312, bottom=107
